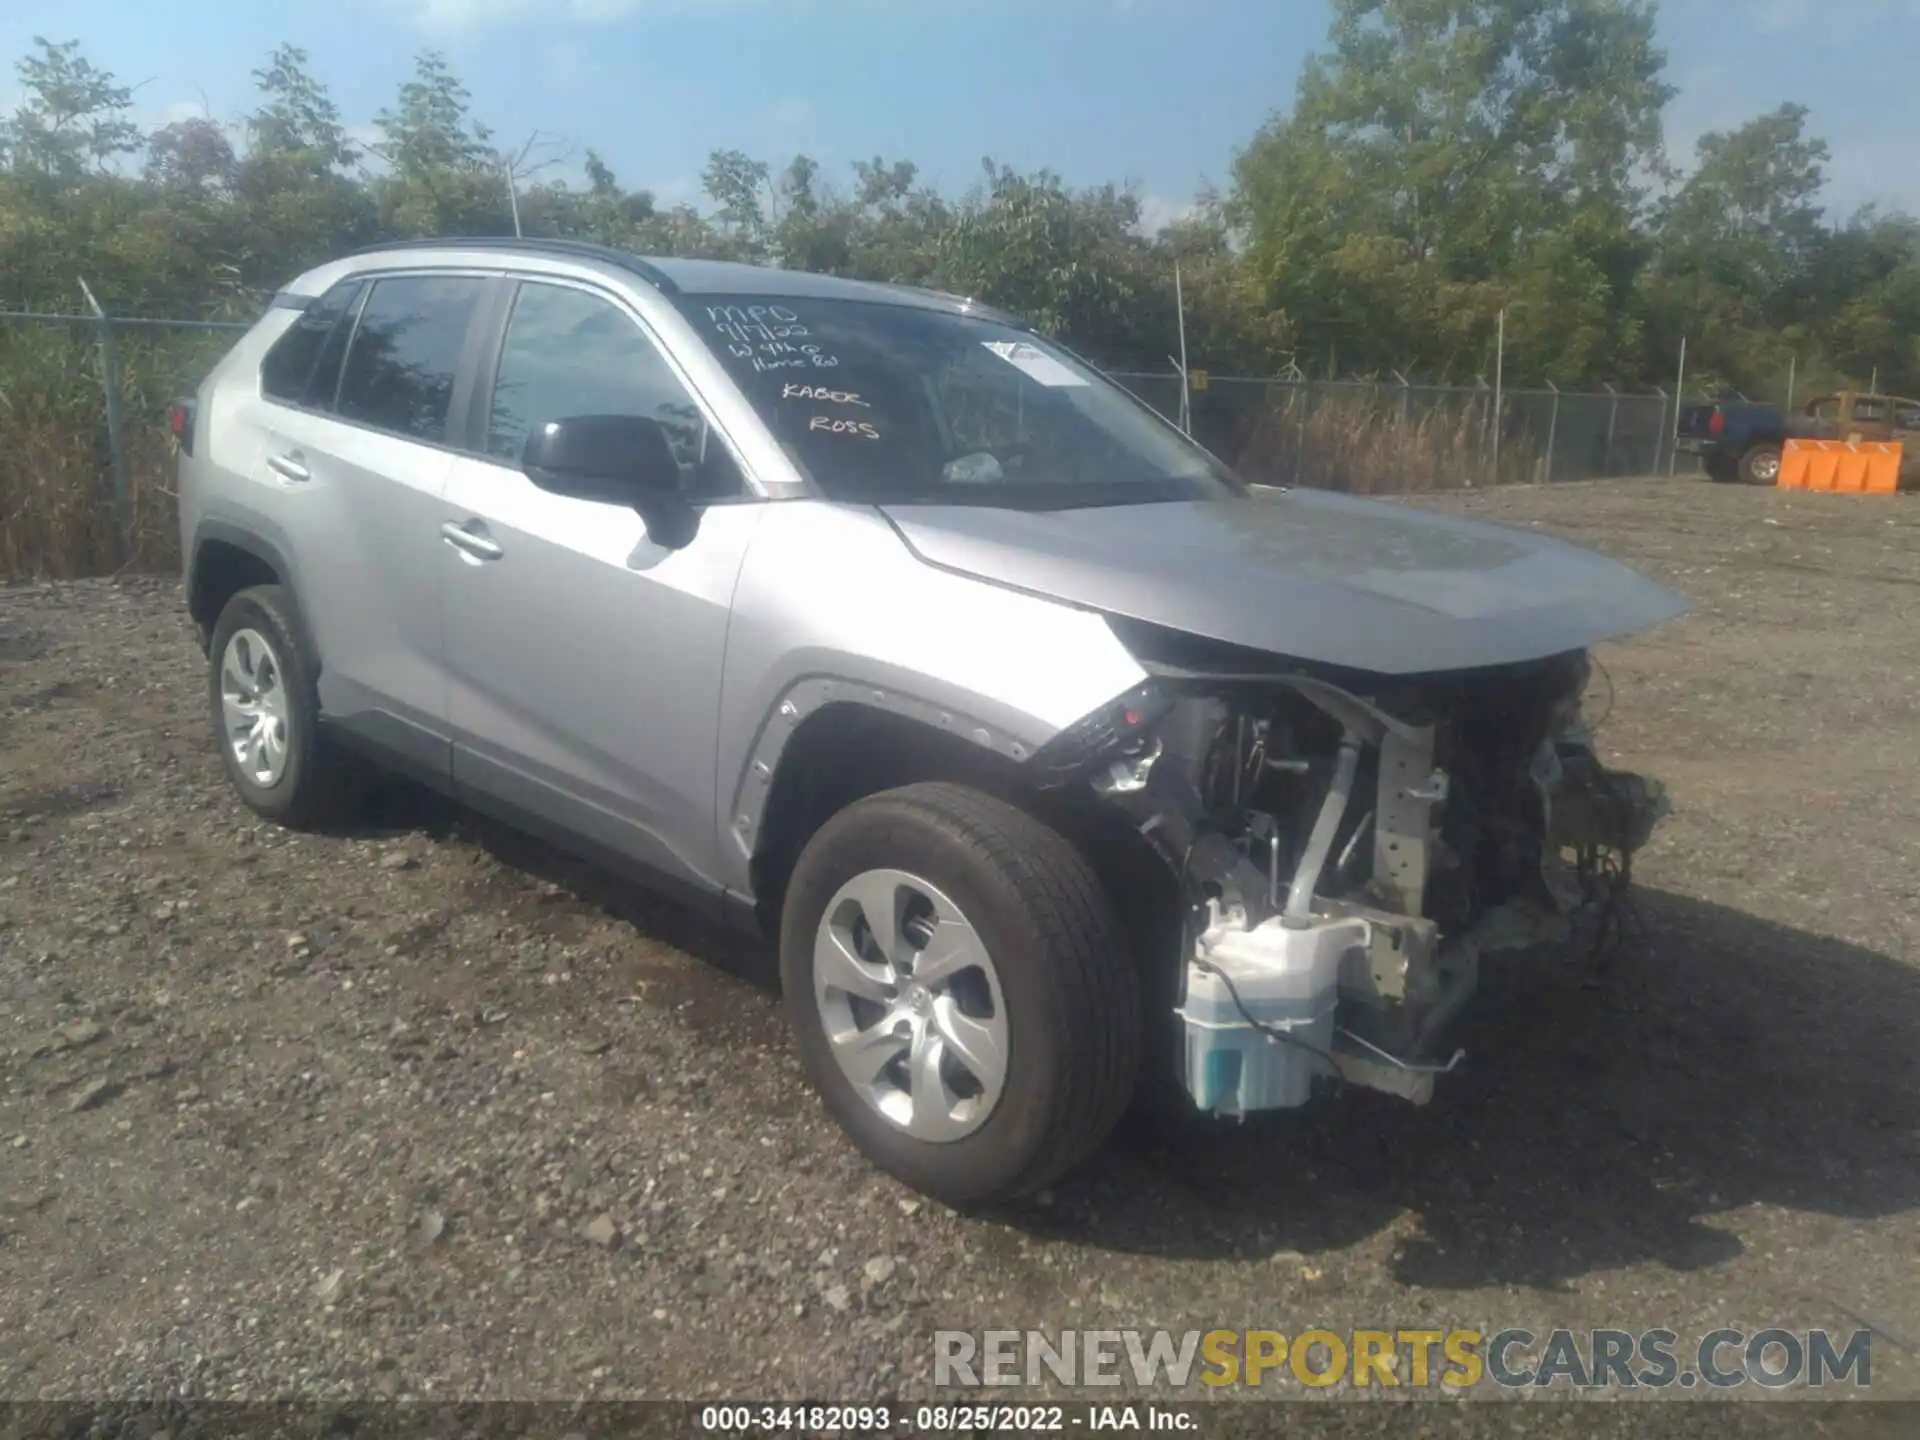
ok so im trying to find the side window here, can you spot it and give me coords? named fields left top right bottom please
left=1852, top=398, right=1887, bottom=424
left=305, top=283, right=367, bottom=412
left=1810, top=398, right=1839, bottom=422
left=260, top=280, right=362, bottom=405
left=1893, top=401, right=1920, bottom=429
left=487, top=282, right=742, bottom=497
left=335, top=275, right=486, bottom=444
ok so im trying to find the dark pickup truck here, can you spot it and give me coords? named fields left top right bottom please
left=1676, top=391, right=1920, bottom=485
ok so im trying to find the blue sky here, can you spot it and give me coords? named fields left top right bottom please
left=2, top=0, right=1916, bottom=227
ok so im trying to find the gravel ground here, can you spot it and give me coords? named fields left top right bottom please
left=3, top=478, right=1919, bottom=1418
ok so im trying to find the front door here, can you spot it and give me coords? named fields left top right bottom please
left=440, top=277, right=766, bottom=893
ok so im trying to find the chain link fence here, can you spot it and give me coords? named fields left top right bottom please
left=0, top=305, right=248, bottom=575
left=2, top=299, right=1703, bottom=577
left=1112, top=372, right=1694, bottom=491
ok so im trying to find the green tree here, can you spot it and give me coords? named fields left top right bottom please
left=145, top=117, right=236, bottom=195
left=233, top=46, right=374, bottom=284
left=935, top=160, right=1168, bottom=364
left=1642, top=103, right=1832, bottom=393
left=843, top=157, right=949, bottom=283
left=701, top=147, right=774, bottom=259
left=0, top=36, right=141, bottom=181
left=371, top=51, right=507, bottom=237
left=1801, top=211, right=1920, bottom=397
left=247, top=44, right=356, bottom=175
left=1231, top=0, right=1671, bottom=381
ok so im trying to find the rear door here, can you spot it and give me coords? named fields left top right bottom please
left=264, top=271, right=495, bottom=772
left=439, top=276, right=766, bottom=892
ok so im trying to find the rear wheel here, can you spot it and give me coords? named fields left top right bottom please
left=207, top=585, right=360, bottom=829
left=779, top=782, right=1141, bottom=1208
left=1739, top=445, right=1782, bottom=486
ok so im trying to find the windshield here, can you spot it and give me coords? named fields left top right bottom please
left=675, top=292, right=1244, bottom=507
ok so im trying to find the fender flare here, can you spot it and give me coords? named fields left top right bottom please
left=190, top=517, right=294, bottom=588
left=187, top=517, right=313, bottom=651
left=724, top=675, right=1043, bottom=865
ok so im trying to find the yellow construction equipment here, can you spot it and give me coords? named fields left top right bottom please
left=1777, top=439, right=1903, bottom=494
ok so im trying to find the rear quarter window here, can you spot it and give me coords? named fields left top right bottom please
left=260, top=280, right=363, bottom=405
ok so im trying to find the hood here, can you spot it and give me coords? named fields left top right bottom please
left=879, top=487, right=1688, bottom=676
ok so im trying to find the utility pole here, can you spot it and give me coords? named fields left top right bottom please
left=1173, top=259, right=1192, bottom=436
left=497, top=131, right=572, bottom=240
left=502, top=154, right=523, bottom=238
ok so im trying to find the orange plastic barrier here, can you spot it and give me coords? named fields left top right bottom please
left=1778, top=439, right=1902, bottom=494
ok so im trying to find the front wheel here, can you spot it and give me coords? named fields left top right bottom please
left=779, top=782, right=1141, bottom=1208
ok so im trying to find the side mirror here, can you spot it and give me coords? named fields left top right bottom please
left=522, top=413, right=683, bottom=507
left=521, top=413, right=699, bottom=549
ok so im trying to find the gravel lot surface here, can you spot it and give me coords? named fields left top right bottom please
left=3, top=479, right=1919, bottom=1422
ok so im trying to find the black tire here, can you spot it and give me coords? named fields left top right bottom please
left=1739, top=444, right=1782, bottom=486
left=206, top=584, right=359, bottom=829
left=779, top=782, right=1141, bottom=1208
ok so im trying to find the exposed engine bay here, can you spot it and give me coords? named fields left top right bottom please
left=1032, top=622, right=1670, bottom=1116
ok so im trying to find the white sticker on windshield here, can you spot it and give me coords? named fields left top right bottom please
left=982, top=340, right=1088, bottom=388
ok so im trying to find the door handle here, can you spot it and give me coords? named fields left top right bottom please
left=440, top=520, right=504, bottom=561
left=266, top=452, right=309, bottom=483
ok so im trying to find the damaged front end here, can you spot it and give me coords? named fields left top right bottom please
left=1028, top=624, right=1670, bottom=1117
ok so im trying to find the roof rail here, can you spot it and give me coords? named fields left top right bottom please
left=347, top=235, right=679, bottom=294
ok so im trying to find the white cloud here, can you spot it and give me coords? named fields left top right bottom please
left=1136, top=192, right=1197, bottom=236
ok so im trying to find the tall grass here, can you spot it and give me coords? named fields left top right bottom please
left=1227, top=384, right=1544, bottom=493
left=0, top=322, right=231, bottom=578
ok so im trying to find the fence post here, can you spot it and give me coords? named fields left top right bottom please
left=1651, top=387, right=1667, bottom=475
left=1297, top=383, right=1309, bottom=488
left=1543, top=382, right=1560, bottom=485
left=78, top=277, right=130, bottom=549
left=1491, top=307, right=1506, bottom=481
left=1602, top=383, right=1618, bottom=476
left=1475, top=376, right=1492, bottom=474
left=1668, top=336, right=1687, bottom=477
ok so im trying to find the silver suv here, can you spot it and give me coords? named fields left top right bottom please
left=176, top=238, right=1685, bottom=1207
